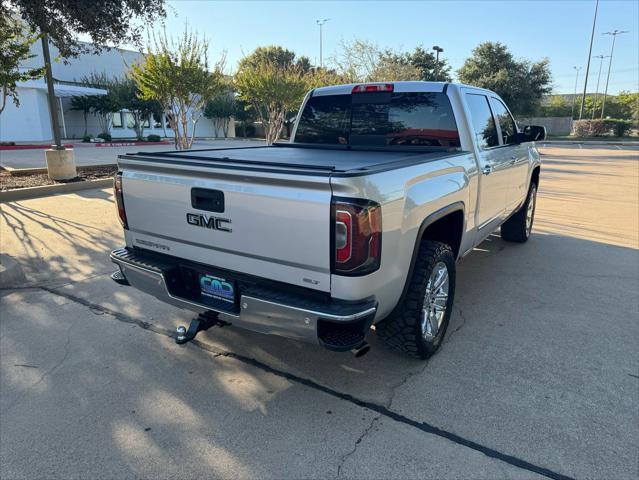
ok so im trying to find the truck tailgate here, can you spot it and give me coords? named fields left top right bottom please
left=119, top=157, right=332, bottom=292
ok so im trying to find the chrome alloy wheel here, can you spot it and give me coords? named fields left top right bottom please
left=421, top=261, right=449, bottom=340
left=526, top=185, right=537, bottom=236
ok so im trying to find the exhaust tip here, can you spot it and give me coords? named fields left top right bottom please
left=351, top=341, right=370, bottom=358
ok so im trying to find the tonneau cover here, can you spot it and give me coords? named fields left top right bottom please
left=122, top=144, right=460, bottom=175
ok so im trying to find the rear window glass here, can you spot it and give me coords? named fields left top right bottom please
left=294, top=92, right=461, bottom=150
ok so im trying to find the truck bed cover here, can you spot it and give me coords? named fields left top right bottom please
left=119, top=144, right=464, bottom=177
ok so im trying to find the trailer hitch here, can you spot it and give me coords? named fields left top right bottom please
left=175, top=311, right=229, bottom=345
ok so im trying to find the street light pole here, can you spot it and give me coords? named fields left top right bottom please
left=41, top=34, right=63, bottom=149
left=432, top=46, right=444, bottom=81
left=591, top=54, right=609, bottom=119
left=316, top=18, right=330, bottom=68
left=601, top=30, right=628, bottom=118
left=579, top=0, right=599, bottom=120
left=571, top=66, right=582, bottom=120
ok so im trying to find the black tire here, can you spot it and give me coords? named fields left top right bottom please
left=376, top=241, right=456, bottom=359
left=501, top=182, right=537, bottom=243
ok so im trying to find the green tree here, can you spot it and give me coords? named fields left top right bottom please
left=539, top=96, right=573, bottom=117
left=373, top=50, right=421, bottom=82
left=234, top=47, right=310, bottom=144
left=332, top=39, right=381, bottom=82
left=3, top=0, right=166, bottom=58
left=457, top=42, right=551, bottom=115
left=131, top=27, right=226, bottom=149
left=233, top=98, right=256, bottom=138
left=0, top=16, right=44, bottom=114
left=204, top=92, right=237, bottom=138
left=110, top=76, right=162, bottom=139
left=332, top=40, right=452, bottom=83
left=79, top=72, right=119, bottom=135
left=408, top=46, right=452, bottom=82
left=616, top=91, right=639, bottom=123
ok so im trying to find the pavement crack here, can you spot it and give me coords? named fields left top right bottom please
left=36, top=285, right=576, bottom=480
left=446, top=305, right=468, bottom=342
left=336, top=414, right=381, bottom=478
left=4, top=322, right=72, bottom=413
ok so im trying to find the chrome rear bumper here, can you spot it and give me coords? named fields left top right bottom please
left=110, top=248, right=376, bottom=348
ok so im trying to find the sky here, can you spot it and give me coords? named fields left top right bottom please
left=156, top=0, right=638, bottom=95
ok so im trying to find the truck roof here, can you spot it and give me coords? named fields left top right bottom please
left=311, top=81, right=495, bottom=97
left=312, top=81, right=449, bottom=96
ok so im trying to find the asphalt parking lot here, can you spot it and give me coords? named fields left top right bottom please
left=1, top=144, right=638, bottom=479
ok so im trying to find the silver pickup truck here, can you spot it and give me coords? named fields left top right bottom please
left=110, top=81, right=544, bottom=359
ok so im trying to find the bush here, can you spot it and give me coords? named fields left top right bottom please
left=609, top=119, right=633, bottom=137
left=97, top=132, right=112, bottom=142
left=572, top=119, right=634, bottom=137
left=572, top=120, right=608, bottom=137
left=146, top=134, right=161, bottom=142
left=82, top=135, right=92, bottom=143
left=244, top=124, right=256, bottom=137
left=0, top=141, right=16, bottom=146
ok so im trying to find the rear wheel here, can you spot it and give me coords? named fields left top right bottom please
left=501, top=182, right=537, bottom=243
left=376, top=241, right=456, bottom=359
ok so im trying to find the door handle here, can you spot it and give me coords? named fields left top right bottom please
left=482, top=165, right=493, bottom=175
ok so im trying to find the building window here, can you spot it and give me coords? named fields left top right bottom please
left=153, top=114, right=163, bottom=129
left=124, top=112, right=151, bottom=129
left=112, top=112, right=123, bottom=128
left=124, top=112, right=135, bottom=129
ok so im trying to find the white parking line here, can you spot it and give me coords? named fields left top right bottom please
left=578, top=144, right=583, bottom=149
left=615, top=145, right=622, bottom=150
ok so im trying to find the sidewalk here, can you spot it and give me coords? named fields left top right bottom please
left=542, top=139, right=639, bottom=146
left=0, top=138, right=263, bottom=170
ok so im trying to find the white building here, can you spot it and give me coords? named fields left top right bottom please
left=0, top=41, right=233, bottom=142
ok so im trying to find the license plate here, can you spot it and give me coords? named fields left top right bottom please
left=199, top=273, right=236, bottom=304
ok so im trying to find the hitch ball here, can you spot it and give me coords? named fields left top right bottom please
left=176, top=325, right=187, bottom=342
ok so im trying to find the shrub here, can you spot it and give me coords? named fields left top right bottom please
left=571, top=119, right=634, bottom=137
left=244, top=124, right=256, bottom=137
left=609, top=119, right=633, bottom=137
left=572, top=119, right=608, bottom=137
left=146, top=134, right=161, bottom=142
left=97, top=132, right=112, bottom=142
left=82, top=134, right=92, bottom=143
left=0, top=141, right=17, bottom=146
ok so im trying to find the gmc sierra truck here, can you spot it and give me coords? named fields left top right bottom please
left=110, top=81, right=544, bottom=359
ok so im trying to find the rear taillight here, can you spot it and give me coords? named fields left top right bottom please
left=352, top=83, right=394, bottom=93
left=113, top=172, right=128, bottom=229
left=332, top=198, right=381, bottom=276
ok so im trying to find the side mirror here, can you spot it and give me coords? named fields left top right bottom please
left=520, top=125, right=546, bottom=142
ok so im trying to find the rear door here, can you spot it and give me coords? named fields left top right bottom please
left=120, top=159, right=333, bottom=292
left=490, top=97, right=529, bottom=211
left=463, top=91, right=510, bottom=229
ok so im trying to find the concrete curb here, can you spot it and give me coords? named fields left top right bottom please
left=0, top=254, right=26, bottom=289
left=0, top=178, right=113, bottom=202
left=1, top=163, right=116, bottom=176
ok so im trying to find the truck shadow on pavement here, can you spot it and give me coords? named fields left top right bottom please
left=2, top=229, right=638, bottom=479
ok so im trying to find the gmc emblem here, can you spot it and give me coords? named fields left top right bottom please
left=186, top=213, right=232, bottom=232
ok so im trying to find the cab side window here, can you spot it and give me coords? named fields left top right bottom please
left=491, top=98, right=518, bottom=145
left=465, top=94, right=499, bottom=149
